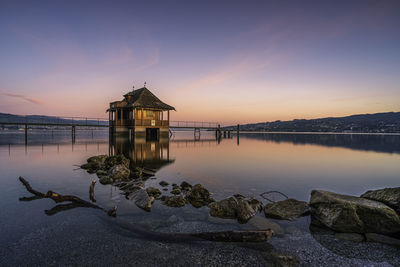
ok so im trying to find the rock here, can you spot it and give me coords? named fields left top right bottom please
left=237, top=199, right=257, bottom=223
left=233, top=194, right=246, bottom=200
left=180, top=181, right=192, bottom=191
left=107, top=164, right=130, bottom=181
left=241, top=215, right=285, bottom=236
left=171, top=188, right=182, bottom=195
left=146, top=187, right=162, bottom=197
left=159, top=181, right=169, bottom=187
left=81, top=162, right=101, bottom=172
left=162, top=195, right=186, bottom=207
left=87, top=155, right=108, bottom=164
left=249, top=198, right=263, bottom=213
left=104, top=154, right=130, bottom=169
left=209, top=197, right=238, bottom=219
left=96, top=169, right=108, bottom=176
left=264, top=198, right=309, bottom=220
left=133, top=189, right=154, bottom=211
left=335, top=233, right=365, bottom=242
left=310, top=190, right=400, bottom=235
left=162, top=188, right=168, bottom=191
left=365, top=233, right=400, bottom=247
left=186, top=184, right=214, bottom=208
left=172, top=184, right=181, bottom=190
left=99, top=176, right=113, bottom=185
left=361, top=187, right=400, bottom=214
left=87, top=168, right=97, bottom=174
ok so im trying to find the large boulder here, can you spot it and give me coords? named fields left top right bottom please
left=361, top=187, right=400, bottom=214
left=186, top=184, right=214, bottom=208
left=264, top=198, right=309, bottom=220
left=107, top=164, right=130, bottom=181
left=310, top=190, right=400, bottom=235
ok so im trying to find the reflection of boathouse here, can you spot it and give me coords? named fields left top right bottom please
left=109, top=135, right=174, bottom=171
left=107, top=86, right=175, bottom=140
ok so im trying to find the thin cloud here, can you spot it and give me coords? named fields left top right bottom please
left=2, top=92, right=44, bottom=105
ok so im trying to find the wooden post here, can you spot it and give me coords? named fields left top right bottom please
left=237, top=124, right=240, bottom=146
left=24, top=124, right=28, bottom=145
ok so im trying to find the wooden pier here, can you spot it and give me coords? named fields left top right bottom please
left=0, top=116, right=234, bottom=145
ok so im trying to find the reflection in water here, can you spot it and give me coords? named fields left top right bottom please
left=241, top=133, right=400, bottom=154
left=109, top=135, right=174, bottom=172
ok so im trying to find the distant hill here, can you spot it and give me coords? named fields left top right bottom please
left=0, top=113, right=108, bottom=128
left=224, top=112, right=400, bottom=133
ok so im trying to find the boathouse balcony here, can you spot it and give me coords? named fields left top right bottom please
left=109, top=119, right=169, bottom=128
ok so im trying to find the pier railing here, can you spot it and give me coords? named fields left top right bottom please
left=0, top=115, right=109, bottom=127
left=170, top=121, right=219, bottom=129
left=0, top=115, right=220, bottom=130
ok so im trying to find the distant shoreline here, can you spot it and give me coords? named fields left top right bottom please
left=236, top=131, right=400, bottom=136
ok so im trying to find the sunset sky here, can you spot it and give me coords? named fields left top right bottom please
left=0, top=0, right=399, bottom=125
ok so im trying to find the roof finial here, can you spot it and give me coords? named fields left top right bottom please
left=144, top=81, right=147, bottom=88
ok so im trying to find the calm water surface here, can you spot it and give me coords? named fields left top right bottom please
left=0, top=130, right=399, bottom=265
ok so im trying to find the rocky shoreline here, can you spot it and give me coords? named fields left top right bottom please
left=81, top=154, right=400, bottom=251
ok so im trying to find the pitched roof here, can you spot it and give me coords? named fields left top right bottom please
left=122, top=87, right=175, bottom=111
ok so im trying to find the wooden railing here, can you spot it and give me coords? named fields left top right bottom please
left=110, top=119, right=169, bottom=127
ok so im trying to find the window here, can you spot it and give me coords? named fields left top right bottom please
left=145, top=110, right=153, bottom=117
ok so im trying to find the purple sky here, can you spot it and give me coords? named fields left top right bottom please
left=1, top=0, right=399, bottom=124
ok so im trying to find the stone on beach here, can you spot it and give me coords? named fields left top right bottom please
left=264, top=198, right=309, bottom=220
left=237, top=199, right=258, bottom=223
left=170, top=188, right=182, bottom=195
left=161, top=195, right=187, bottom=207
left=310, top=190, right=400, bottom=235
left=133, top=189, right=154, bottom=211
left=159, top=181, right=169, bottom=187
left=209, top=197, right=238, bottom=219
left=180, top=181, right=192, bottom=191
left=146, top=187, right=162, bottom=198
left=209, top=196, right=262, bottom=223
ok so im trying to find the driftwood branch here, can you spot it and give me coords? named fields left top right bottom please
left=19, top=176, right=274, bottom=243
left=89, top=179, right=96, bottom=202
left=45, top=203, right=88, bottom=216
left=18, top=176, right=114, bottom=216
left=110, top=217, right=274, bottom=243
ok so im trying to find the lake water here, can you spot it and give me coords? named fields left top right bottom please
left=0, top=130, right=399, bottom=266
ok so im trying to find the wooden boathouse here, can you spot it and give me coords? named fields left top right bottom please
left=107, top=86, right=175, bottom=139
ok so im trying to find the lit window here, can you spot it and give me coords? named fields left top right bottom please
left=146, top=110, right=153, bottom=117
